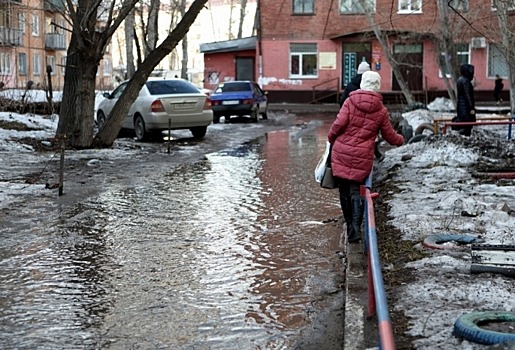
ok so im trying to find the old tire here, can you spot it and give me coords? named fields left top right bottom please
left=415, top=122, right=435, bottom=135
left=453, top=311, right=515, bottom=345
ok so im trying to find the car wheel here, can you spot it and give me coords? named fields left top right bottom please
left=134, top=114, right=148, bottom=141
left=190, top=126, right=207, bottom=138
left=213, top=113, right=221, bottom=124
left=261, top=106, right=268, bottom=120
left=97, top=110, right=106, bottom=130
left=251, top=109, right=259, bottom=123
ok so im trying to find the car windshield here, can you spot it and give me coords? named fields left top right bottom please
left=216, top=82, right=251, bottom=93
left=146, top=80, right=200, bottom=95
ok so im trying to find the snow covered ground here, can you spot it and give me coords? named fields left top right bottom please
left=1, top=93, right=514, bottom=349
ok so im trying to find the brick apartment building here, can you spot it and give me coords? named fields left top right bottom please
left=201, top=0, right=513, bottom=104
left=0, top=0, right=113, bottom=91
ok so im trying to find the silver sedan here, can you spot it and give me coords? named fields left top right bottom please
left=97, top=78, right=213, bottom=141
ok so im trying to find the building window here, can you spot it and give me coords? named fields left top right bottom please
left=440, top=44, right=469, bottom=77
left=488, top=44, right=509, bottom=78
left=32, top=15, right=39, bottom=36
left=0, top=53, right=11, bottom=75
left=448, top=0, right=469, bottom=11
left=18, top=53, right=27, bottom=75
left=103, top=60, right=111, bottom=76
left=33, top=54, right=41, bottom=75
left=340, top=0, right=375, bottom=14
left=61, top=56, right=66, bottom=75
left=289, top=43, right=317, bottom=78
left=19, top=13, right=26, bottom=33
left=398, top=0, right=422, bottom=13
left=47, top=56, right=56, bottom=75
left=293, top=0, right=314, bottom=14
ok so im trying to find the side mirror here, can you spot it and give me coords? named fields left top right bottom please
left=103, top=92, right=110, bottom=98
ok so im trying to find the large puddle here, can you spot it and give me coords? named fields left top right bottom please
left=0, top=117, right=346, bottom=349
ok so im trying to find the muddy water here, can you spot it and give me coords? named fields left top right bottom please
left=0, top=120, right=345, bottom=349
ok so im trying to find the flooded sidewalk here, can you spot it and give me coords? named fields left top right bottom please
left=0, top=114, right=347, bottom=349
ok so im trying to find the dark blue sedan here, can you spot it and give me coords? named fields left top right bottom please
left=210, top=81, right=268, bottom=123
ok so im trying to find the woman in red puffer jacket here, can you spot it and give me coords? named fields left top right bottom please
left=328, top=71, right=404, bottom=243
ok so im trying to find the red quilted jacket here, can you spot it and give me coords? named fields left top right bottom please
left=328, top=90, right=404, bottom=182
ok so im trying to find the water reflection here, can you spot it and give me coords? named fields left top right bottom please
left=0, top=115, right=344, bottom=349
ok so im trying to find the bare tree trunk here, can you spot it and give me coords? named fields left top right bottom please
left=180, top=0, right=188, bottom=79
left=436, top=0, right=458, bottom=105
left=237, top=0, right=248, bottom=39
left=125, top=10, right=136, bottom=79
left=494, top=0, right=515, bottom=115
left=56, top=32, right=99, bottom=147
left=146, top=0, right=160, bottom=56
left=228, top=0, right=234, bottom=39
left=358, top=0, right=415, bottom=105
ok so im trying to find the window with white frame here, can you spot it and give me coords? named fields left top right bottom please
left=18, top=13, right=26, bottom=33
left=440, top=43, right=469, bottom=77
left=488, top=44, right=510, bottom=77
left=18, top=53, right=27, bottom=75
left=448, top=0, right=469, bottom=11
left=340, top=0, right=376, bottom=14
left=293, top=0, right=314, bottom=14
left=47, top=56, right=56, bottom=75
left=290, top=43, right=317, bottom=78
left=32, top=15, right=39, bottom=36
left=398, top=0, right=422, bottom=13
left=0, top=53, right=11, bottom=75
left=33, top=54, right=41, bottom=75
left=61, top=56, right=66, bottom=75
left=103, top=59, right=111, bottom=76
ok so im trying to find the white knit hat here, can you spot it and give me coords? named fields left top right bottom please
left=360, top=71, right=381, bottom=92
left=357, top=61, right=371, bottom=74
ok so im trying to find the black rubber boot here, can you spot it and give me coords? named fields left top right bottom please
left=339, top=194, right=353, bottom=238
left=348, top=196, right=364, bottom=243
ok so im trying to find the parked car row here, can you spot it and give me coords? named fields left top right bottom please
left=96, top=79, right=269, bottom=142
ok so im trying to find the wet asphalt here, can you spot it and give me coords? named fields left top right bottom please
left=0, top=111, right=347, bottom=349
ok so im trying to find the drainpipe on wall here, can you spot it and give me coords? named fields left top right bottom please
left=256, top=0, right=263, bottom=85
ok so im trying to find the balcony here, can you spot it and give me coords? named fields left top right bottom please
left=44, top=0, right=65, bottom=12
left=45, top=33, right=66, bottom=50
left=0, top=27, right=23, bottom=46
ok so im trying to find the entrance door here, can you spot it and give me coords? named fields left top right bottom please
left=341, top=43, right=371, bottom=88
left=235, top=57, right=255, bottom=81
left=392, top=44, right=423, bottom=91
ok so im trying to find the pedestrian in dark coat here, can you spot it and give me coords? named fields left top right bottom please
left=494, top=74, right=504, bottom=104
left=338, top=61, right=371, bottom=107
left=455, top=63, right=476, bottom=136
left=328, top=71, right=404, bottom=243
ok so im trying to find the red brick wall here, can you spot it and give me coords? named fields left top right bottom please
left=257, top=0, right=510, bottom=100
left=203, top=49, right=256, bottom=89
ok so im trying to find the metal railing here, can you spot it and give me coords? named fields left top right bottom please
left=310, top=77, right=339, bottom=104
left=45, top=33, right=66, bottom=50
left=361, top=175, right=396, bottom=350
left=0, top=27, right=23, bottom=46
